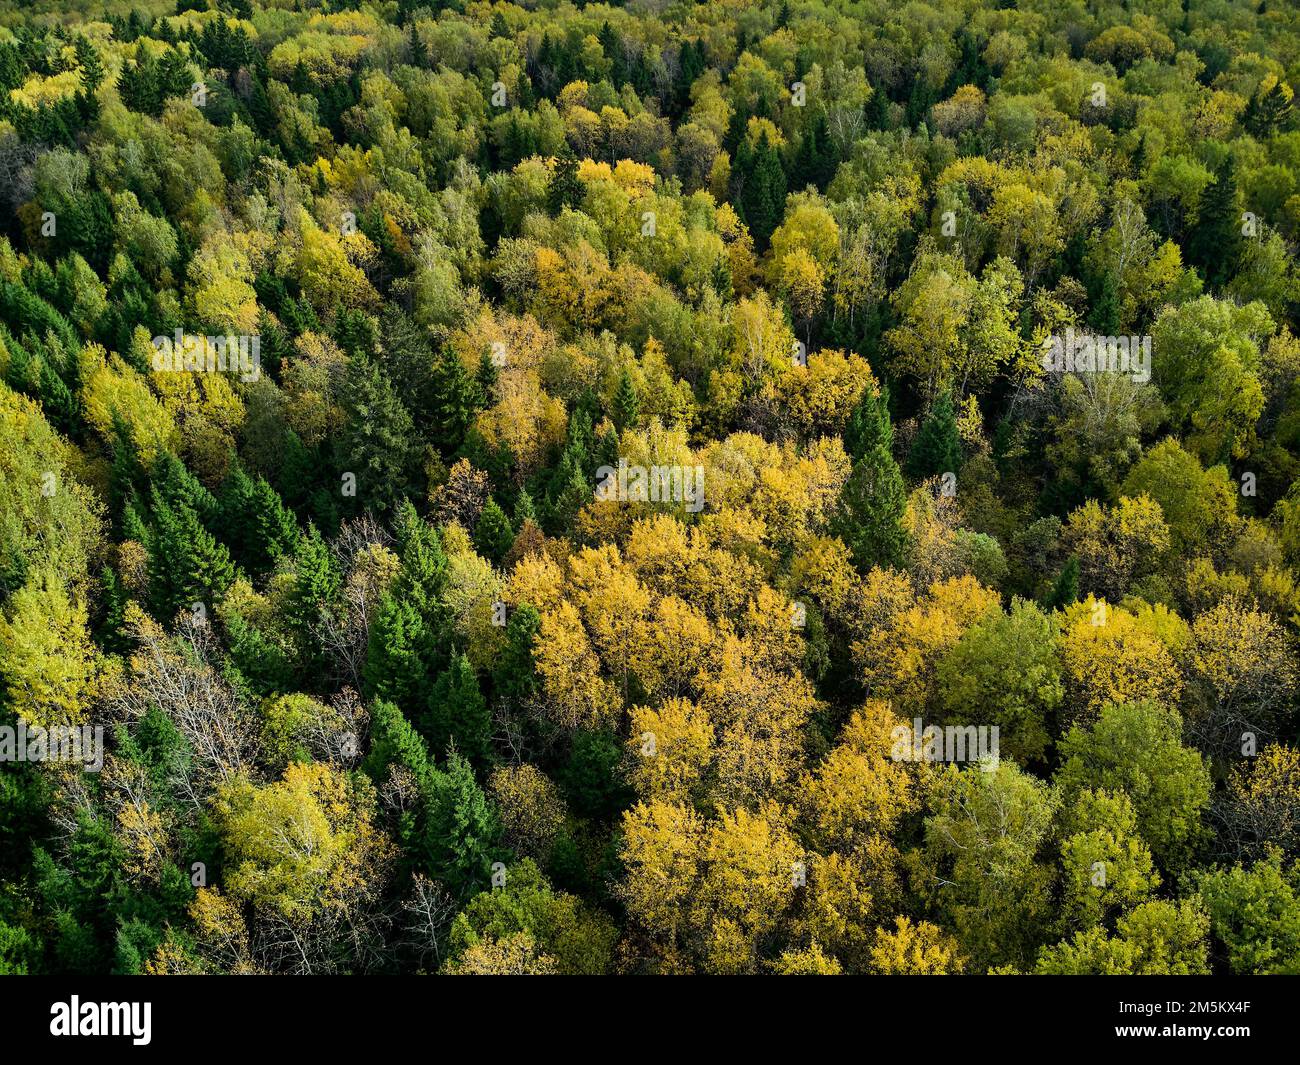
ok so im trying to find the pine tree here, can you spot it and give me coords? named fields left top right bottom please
left=612, top=369, right=640, bottom=431
left=473, top=499, right=515, bottom=563
left=1189, top=158, right=1243, bottom=286
left=907, top=390, right=963, bottom=480
left=844, top=383, right=893, bottom=463
left=831, top=445, right=909, bottom=571
left=364, top=594, right=427, bottom=711
left=216, top=462, right=259, bottom=568
left=547, top=143, right=583, bottom=215
left=546, top=461, right=592, bottom=535
left=424, top=654, right=492, bottom=769
left=362, top=699, right=448, bottom=877
left=340, top=356, right=415, bottom=515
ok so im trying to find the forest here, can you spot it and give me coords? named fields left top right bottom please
left=0, top=0, right=1299, bottom=977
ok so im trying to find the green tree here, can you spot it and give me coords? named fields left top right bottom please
left=473, top=499, right=515, bottom=563
left=1054, top=701, right=1211, bottom=873
left=340, top=357, right=415, bottom=515
left=830, top=444, right=908, bottom=571
left=907, top=390, right=962, bottom=480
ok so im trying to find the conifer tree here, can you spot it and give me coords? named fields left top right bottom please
left=473, top=499, right=515, bottom=563
left=429, top=347, right=480, bottom=455
left=364, top=594, right=427, bottom=711
left=547, top=144, right=584, bottom=215
left=1189, top=158, right=1243, bottom=286
left=428, top=748, right=500, bottom=894
left=832, top=444, right=909, bottom=571
left=612, top=369, right=640, bottom=432
left=424, top=653, right=492, bottom=769
left=907, top=390, right=963, bottom=481
left=340, top=356, right=415, bottom=515
left=844, top=384, right=893, bottom=463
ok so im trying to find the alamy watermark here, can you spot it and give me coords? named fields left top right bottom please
left=890, top=718, right=999, bottom=770
left=0, top=721, right=104, bottom=772
left=50, top=997, right=151, bottom=1045
left=595, top=460, right=706, bottom=513
left=152, top=330, right=261, bottom=382
left=1042, top=328, right=1151, bottom=384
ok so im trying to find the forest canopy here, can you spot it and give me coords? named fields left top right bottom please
left=1, top=0, right=1300, bottom=977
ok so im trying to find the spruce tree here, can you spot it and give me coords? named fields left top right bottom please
left=831, top=445, right=909, bottom=572
left=612, top=369, right=640, bottom=431
left=340, top=356, right=415, bottom=515
left=473, top=499, right=515, bottom=563
left=1089, top=269, right=1121, bottom=335
left=424, top=654, right=492, bottom=769
left=428, top=748, right=500, bottom=894
left=547, top=143, right=583, bottom=215
left=288, top=523, right=340, bottom=641
left=493, top=604, right=541, bottom=708
left=907, top=390, right=963, bottom=481
left=844, top=383, right=893, bottom=463
left=428, top=347, right=480, bottom=455
left=1189, top=158, right=1243, bottom=286
left=512, top=489, right=538, bottom=529
left=74, top=37, right=104, bottom=92
left=393, top=505, right=448, bottom=624
left=364, top=594, right=427, bottom=711
left=743, top=132, right=787, bottom=249
left=1048, top=555, right=1080, bottom=609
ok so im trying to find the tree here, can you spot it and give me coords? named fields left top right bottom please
left=1188, top=159, right=1242, bottom=287
left=340, top=357, right=415, bottom=515
left=0, top=571, right=98, bottom=728
left=425, top=654, right=492, bottom=769
left=1197, top=851, right=1300, bottom=974
left=427, top=749, right=501, bottom=895
left=936, top=599, right=1063, bottom=764
left=547, top=145, right=583, bottom=215
left=444, top=859, right=615, bottom=975
left=364, top=595, right=427, bottom=712
left=830, top=445, right=908, bottom=572
left=913, top=762, right=1057, bottom=971
left=1034, top=899, right=1210, bottom=975
left=907, top=390, right=962, bottom=480
left=1186, top=597, right=1299, bottom=756
left=1244, top=75, right=1294, bottom=139
left=612, top=369, right=639, bottom=431
left=870, top=917, right=964, bottom=975
left=739, top=131, right=787, bottom=250
left=1058, top=789, right=1160, bottom=931
left=145, top=490, right=237, bottom=622
left=472, top=499, right=514, bottom=564
left=428, top=347, right=480, bottom=455
left=1054, top=701, right=1211, bottom=872
left=843, top=383, right=893, bottom=463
